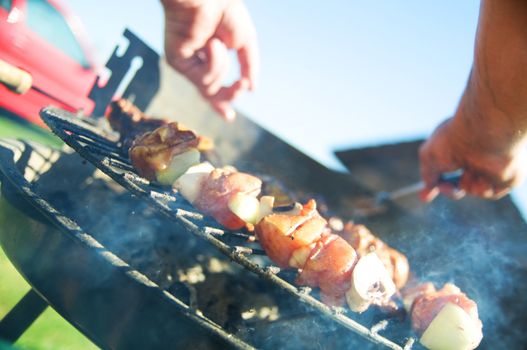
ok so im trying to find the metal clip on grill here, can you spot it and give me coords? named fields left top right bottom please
left=41, top=106, right=415, bottom=350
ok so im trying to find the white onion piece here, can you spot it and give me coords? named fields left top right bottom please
left=420, top=302, right=483, bottom=350
left=228, top=195, right=277, bottom=224
left=173, top=162, right=214, bottom=202
left=228, top=193, right=261, bottom=224
left=156, top=148, right=201, bottom=185
left=346, top=252, right=396, bottom=313
left=256, top=196, right=275, bottom=223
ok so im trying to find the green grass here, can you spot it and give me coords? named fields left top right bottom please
left=15, top=307, right=98, bottom=350
left=0, top=248, right=98, bottom=350
left=0, top=112, right=62, bottom=149
left=0, top=247, right=31, bottom=321
left=0, top=112, right=98, bottom=349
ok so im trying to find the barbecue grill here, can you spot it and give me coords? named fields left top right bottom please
left=46, top=102, right=421, bottom=349
left=1, top=30, right=527, bottom=349
left=0, top=123, right=414, bottom=349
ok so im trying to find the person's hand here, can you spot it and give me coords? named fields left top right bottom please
left=419, top=116, right=527, bottom=202
left=420, top=0, right=527, bottom=202
left=161, top=0, right=258, bottom=121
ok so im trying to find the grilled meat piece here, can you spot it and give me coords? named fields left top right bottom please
left=129, top=123, right=200, bottom=184
left=107, top=99, right=215, bottom=151
left=193, top=167, right=262, bottom=230
left=404, top=283, right=482, bottom=350
left=340, top=223, right=409, bottom=290
left=401, top=281, right=436, bottom=312
left=255, top=199, right=327, bottom=268
left=296, top=232, right=357, bottom=306
left=107, top=99, right=169, bottom=148
left=256, top=199, right=396, bottom=308
left=410, top=283, right=480, bottom=335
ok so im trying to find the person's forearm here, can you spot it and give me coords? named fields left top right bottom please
left=161, top=0, right=205, bottom=9
left=453, top=0, right=527, bottom=155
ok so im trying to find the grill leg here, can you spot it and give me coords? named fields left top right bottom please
left=0, top=289, right=48, bottom=343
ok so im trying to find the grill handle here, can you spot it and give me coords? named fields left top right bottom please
left=0, top=59, right=32, bottom=94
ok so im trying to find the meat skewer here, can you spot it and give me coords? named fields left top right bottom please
left=250, top=198, right=397, bottom=308
left=108, top=99, right=214, bottom=185
left=116, top=106, right=405, bottom=310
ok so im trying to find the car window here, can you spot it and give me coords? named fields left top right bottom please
left=25, top=0, right=90, bottom=68
left=0, top=0, right=12, bottom=10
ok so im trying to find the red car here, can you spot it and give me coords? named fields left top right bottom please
left=0, top=0, right=96, bottom=127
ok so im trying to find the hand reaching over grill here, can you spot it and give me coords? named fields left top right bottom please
left=419, top=0, right=527, bottom=202
left=419, top=115, right=527, bottom=202
left=161, top=0, right=258, bottom=121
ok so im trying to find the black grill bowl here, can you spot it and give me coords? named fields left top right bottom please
left=0, top=139, right=253, bottom=350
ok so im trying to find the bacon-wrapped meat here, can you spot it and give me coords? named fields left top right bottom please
left=296, top=232, right=357, bottom=306
left=255, top=199, right=396, bottom=309
left=404, top=283, right=483, bottom=350
left=129, top=123, right=201, bottom=185
left=107, top=99, right=168, bottom=148
left=109, top=98, right=214, bottom=152
left=340, top=222, right=409, bottom=290
left=255, top=200, right=357, bottom=306
left=255, top=199, right=327, bottom=268
left=192, top=167, right=262, bottom=230
left=169, top=163, right=262, bottom=230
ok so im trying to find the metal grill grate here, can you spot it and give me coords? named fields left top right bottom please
left=0, top=138, right=256, bottom=350
left=41, top=106, right=415, bottom=350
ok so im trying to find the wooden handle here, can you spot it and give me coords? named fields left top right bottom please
left=0, top=59, right=32, bottom=94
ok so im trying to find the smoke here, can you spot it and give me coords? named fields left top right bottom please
left=383, top=195, right=527, bottom=349
left=30, top=148, right=328, bottom=348
left=28, top=146, right=410, bottom=349
left=19, top=134, right=527, bottom=349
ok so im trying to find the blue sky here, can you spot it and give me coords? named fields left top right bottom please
left=67, top=0, right=527, bottom=216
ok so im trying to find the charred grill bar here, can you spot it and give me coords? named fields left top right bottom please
left=40, top=106, right=415, bottom=350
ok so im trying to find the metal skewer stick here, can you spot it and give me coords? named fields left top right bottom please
left=353, top=170, right=463, bottom=217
